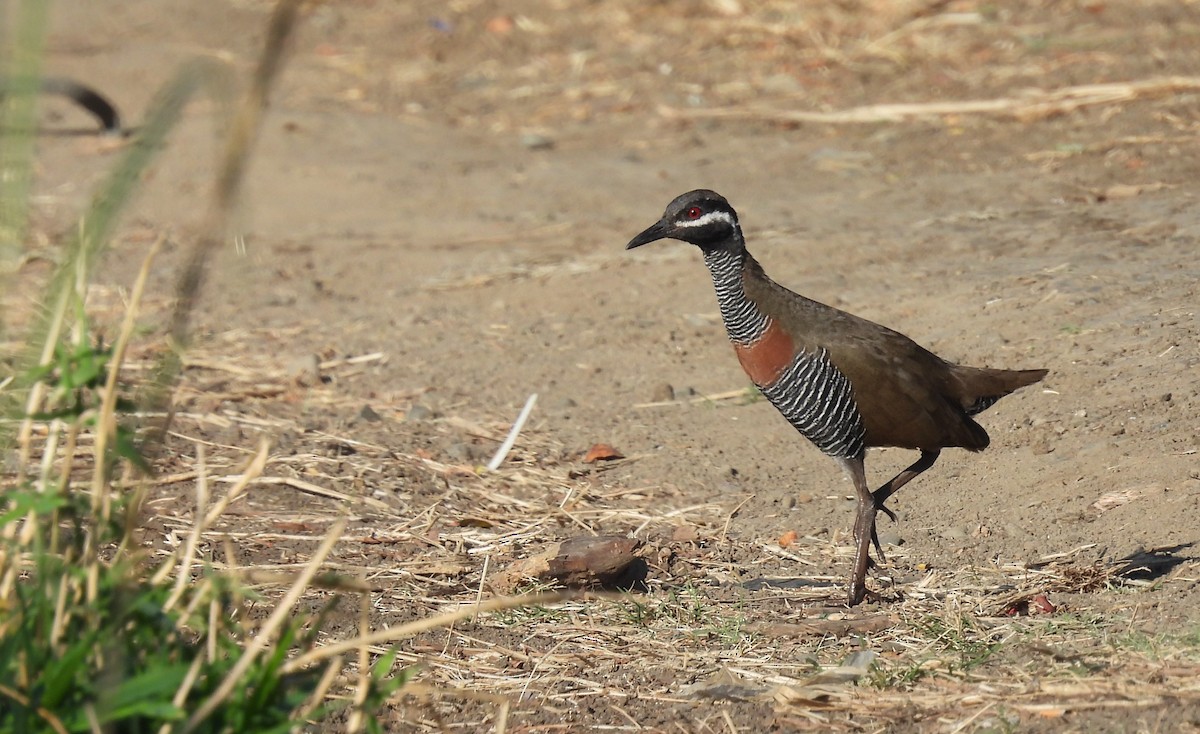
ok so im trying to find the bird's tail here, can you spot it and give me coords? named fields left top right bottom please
left=952, top=366, right=1048, bottom=416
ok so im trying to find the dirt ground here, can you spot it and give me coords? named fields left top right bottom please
left=22, top=0, right=1200, bottom=731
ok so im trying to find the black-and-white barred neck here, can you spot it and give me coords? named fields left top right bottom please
left=702, top=247, right=769, bottom=344
left=700, top=246, right=866, bottom=461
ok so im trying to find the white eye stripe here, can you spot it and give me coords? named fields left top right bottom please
left=677, top=210, right=735, bottom=228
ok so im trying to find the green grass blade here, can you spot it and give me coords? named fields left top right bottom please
left=39, top=632, right=99, bottom=708
left=0, top=489, right=66, bottom=527
left=0, top=0, right=49, bottom=265
left=94, top=665, right=189, bottom=725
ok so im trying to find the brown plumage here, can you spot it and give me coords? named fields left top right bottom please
left=742, top=254, right=1045, bottom=452
left=627, top=189, right=1047, bottom=605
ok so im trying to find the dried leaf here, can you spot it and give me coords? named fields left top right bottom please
left=1001, top=593, right=1058, bottom=616
left=681, top=668, right=768, bottom=701
left=583, top=443, right=624, bottom=463
left=271, top=521, right=320, bottom=532
left=770, top=684, right=842, bottom=707
left=1092, top=484, right=1162, bottom=513
left=456, top=517, right=495, bottom=528
left=1032, top=593, right=1057, bottom=614
left=1097, top=182, right=1170, bottom=201
left=485, top=15, right=514, bottom=34
left=672, top=525, right=699, bottom=542
left=772, top=651, right=877, bottom=709
left=803, top=650, right=877, bottom=685
left=491, top=535, right=643, bottom=593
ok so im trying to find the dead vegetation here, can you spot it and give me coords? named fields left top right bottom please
left=103, top=323, right=1196, bottom=731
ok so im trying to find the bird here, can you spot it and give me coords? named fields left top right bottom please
left=625, top=189, right=1047, bottom=606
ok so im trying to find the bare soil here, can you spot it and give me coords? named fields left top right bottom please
left=24, top=0, right=1200, bottom=731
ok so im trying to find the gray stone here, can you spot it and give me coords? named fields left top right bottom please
left=406, top=403, right=434, bottom=421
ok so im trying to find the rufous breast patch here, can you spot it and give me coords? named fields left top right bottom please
left=733, top=318, right=795, bottom=388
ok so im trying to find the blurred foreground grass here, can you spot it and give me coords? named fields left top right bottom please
left=0, top=2, right=415, bottom=731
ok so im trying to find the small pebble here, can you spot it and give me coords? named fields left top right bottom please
left=286, top=354, right=321, bottom=385
left=680, top=386, right=698, bottom=397
left=650, top=383, right=676, bottom=402
left=359, top=404, right=382, bottom=422
left=758, top=72, right=800, bottom=95
left=520, top=133, right=555, bottom=151
left=941, top=526, right=968, bottom=541
left=877, top=529, right=903, bottom=548
left=406, top=403, right=434, bottom=421
left=1031, top=435, right=1055, bottom=455
left=549, top=396, right=577, bottom=419
left=445, top=442, right=474, bottom=463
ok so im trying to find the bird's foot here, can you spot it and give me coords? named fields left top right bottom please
left=867, top=489, right=900, bottom=559
left=876, top=500, right=898, bottom=524
left=850, top=494, right=901, bottom=605
left=848, top=582, right=900, bottom=607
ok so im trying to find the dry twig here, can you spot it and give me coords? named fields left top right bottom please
left=661, top=76, right=1200, bottom=125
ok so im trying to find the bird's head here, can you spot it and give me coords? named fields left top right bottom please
left=625, top=189, right=742, bottom=251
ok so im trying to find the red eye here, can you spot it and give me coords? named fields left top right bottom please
left=685, top=206, right=703, bottom=219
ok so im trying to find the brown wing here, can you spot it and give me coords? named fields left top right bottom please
left=743, top=258, right=1044, bottom=452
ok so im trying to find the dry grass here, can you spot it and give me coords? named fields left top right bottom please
left=660, top=76, right=1200, bottom=124
left=93, top=323, right=1200, bottom=731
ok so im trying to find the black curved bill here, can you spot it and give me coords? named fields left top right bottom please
left=625, top=220, right=672, bottom=250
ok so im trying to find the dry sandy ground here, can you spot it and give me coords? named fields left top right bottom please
left=20, top=0, right=1200, bottom=731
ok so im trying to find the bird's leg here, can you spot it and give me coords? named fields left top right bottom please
left=872, top=449, right=941, bottom=527
left=838, top=450, right=941, bottom=606
left=838, top=456, right=877, bottom=606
